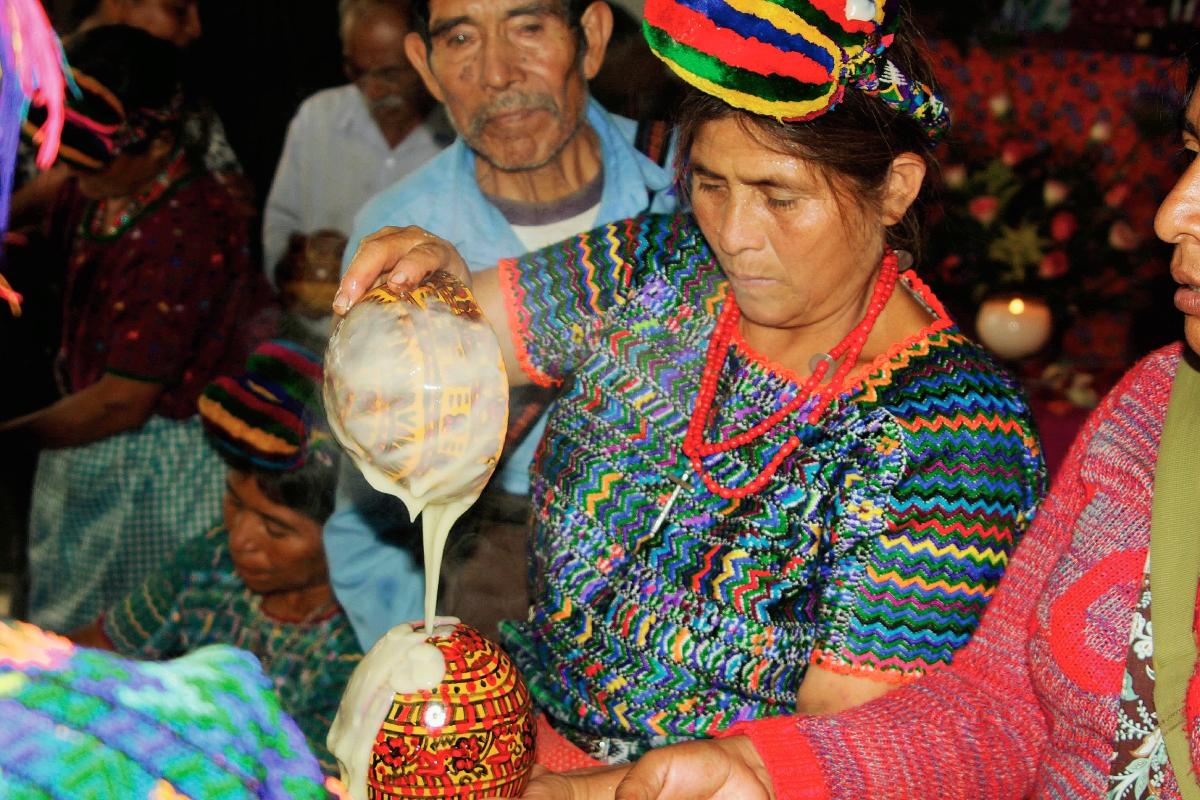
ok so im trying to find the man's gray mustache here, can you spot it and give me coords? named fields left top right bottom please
left=467, top=94, right=561, bottom=137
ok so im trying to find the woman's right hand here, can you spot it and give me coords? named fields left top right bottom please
left=333, top=226, right=472, bottom=316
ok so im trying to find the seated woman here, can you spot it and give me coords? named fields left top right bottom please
left=70, top=341, right=362, bottom=775
left=335, top=0, right=1045, bottom=770
left=0, top=25, right=273, bottom=634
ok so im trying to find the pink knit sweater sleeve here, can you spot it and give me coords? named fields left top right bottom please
left=723, top=366, right=1142, bottom=800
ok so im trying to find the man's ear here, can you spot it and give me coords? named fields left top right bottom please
left=404, top=31, right=445, bottom=103
left=882, top=152, right=927, bottom=226
left=579, top=1, right=614, bottom=81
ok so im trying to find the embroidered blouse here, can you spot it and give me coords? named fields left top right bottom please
left=48, top=155, right=273, bottom=420
left=495, top=213, right=1046, bottom=757
left=101, top=525, right=363, bottom=774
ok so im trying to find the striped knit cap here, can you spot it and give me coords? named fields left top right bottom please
left=198, top=340, right=333, bottom=472
left=643, top=0, right=950, bottom=141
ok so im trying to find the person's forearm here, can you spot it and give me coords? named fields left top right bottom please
left=0, top=381, right=156, bottom=449
left=67, top=620, right=117, bottom=651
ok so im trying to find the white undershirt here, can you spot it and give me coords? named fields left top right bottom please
left=509, top=202, right=602, bottom=253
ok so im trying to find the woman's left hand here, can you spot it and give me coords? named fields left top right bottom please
left=507, top=736, right=775, bottom=800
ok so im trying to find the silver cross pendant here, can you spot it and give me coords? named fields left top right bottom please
left=649, top=472, right=693, bottom=538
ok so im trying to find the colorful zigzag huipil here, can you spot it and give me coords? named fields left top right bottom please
left=496, top=213, right=1046, bottom=759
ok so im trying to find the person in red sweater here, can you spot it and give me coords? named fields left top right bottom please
left=499, top=37, right=1200, bottom=800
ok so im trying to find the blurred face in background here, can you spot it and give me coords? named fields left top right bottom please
left=113, top=0, right=202, bottom=47
left=404, top=0, right=612, bottom=172
left=343, top=4, right=427, bottom=133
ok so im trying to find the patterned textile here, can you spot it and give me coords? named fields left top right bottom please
left=28, top=415, right=226, bottom=635
left=101, top=525, right=363, bottom=775
left=1108, top=558, right=1168, bottom=800
left=199, top=340, right=331, bottom=472
left=48, top=164, right=273, bottom=421
left=641, top=0, right=949, bottom=138
left=0, top=619, right=341, bottom=799
left=728, top=344, right=1187, bottom=800
left=495, top=213, right=1045, bottom=759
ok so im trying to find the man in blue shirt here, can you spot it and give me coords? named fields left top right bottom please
left=329, top=0, right=676, bottom=649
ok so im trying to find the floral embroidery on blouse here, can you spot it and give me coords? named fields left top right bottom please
left=1108, top=557, right=1169, bottom=800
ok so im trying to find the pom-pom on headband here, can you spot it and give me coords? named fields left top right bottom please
left=199, top=341, right=336, bottom=472
left=643, top=0, right=950, bottom=142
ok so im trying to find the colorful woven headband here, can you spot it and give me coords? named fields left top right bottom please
left=199, top=340, right=337, bottom=472
left=22, top=67, right=185, bottom=171
left=643, top=0, right=950, bottom=142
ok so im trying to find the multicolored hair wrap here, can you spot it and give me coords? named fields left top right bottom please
left=22, top=67, right=184, bottom=172
left=643, top=0, right=950, bottom=141
left=199, top=341, right=336, bottom=472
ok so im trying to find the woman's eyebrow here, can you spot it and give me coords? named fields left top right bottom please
left=225, top=481, right=295, bottom=531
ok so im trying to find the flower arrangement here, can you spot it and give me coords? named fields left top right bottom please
left=926, top=119, right=1167, bottom=348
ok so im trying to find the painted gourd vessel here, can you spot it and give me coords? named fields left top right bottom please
left=368, top=624, right=536, bottom=799
left=323, top=270, right=508, bottom=513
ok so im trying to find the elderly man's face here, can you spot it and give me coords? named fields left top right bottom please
left=405, top=0, right=610, bottom=171
left=344, top=6, right=426, bottom=131
left=1157, top=89, right=1200, bottom=355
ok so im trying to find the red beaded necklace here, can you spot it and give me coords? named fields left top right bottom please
left=683, top=250, right=900, bottom=500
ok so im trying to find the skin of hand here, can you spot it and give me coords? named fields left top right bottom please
left=333, top=225, right=530, bottom=386
left=484, top=735, right=775, bottom=800
left=67, top=620, right=117, bottom=650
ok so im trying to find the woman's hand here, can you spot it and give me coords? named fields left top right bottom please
left=333, top=226, right=472, bottom=316
left=611, top=737, right=775, bottom=800
left=504, top=737, right=775, bottom=800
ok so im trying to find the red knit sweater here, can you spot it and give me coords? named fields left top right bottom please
left=726, top=343, right=1186, bottom=800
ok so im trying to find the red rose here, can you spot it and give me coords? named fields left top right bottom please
left=938, top=254, right=962, bottom=281
left=1050, top=211, right=1079, bottom=242
left=1039, top=250, right=1070, bottom=279
left=969, top=196, right=999, bottom=225
left=1105, top=183, right=1131, bottom=208
left=1001, top=141, right=1034, bottom=167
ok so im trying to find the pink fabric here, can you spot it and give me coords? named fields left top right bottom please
left=729, top=343, right=1185, bottom=799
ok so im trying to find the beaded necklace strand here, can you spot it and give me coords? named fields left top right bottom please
left=683, top=250, right=900, bottom=500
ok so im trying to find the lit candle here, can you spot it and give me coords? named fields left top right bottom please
left=975, top=295, right=1052, bottom=360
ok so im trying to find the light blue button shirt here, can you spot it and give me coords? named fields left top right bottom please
left=330, top=99, right=677, bottom=649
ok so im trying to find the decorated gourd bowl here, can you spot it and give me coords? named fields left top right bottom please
left=330, top=622, right=537, bottom=800
left=323, top=271, right=509, bottom=516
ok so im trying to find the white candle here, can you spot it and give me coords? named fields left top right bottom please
left=975, top=296, right=1052, bottom=360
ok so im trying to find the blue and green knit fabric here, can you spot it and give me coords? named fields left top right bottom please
left=496, top=213, right=1046, bottom=758
left=0, top=620, right=339, bottom=799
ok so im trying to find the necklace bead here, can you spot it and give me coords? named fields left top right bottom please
left=683, top=251, right=900, bottom=500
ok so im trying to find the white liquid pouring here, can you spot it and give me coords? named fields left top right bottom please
left=327, top=617, right=459, bottom=800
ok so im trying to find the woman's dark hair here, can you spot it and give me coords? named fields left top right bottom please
left=673, top=13, right=941, bottom=261
left=215, top=447, right=342, bottom=525
left=63, top=25, right=196, bottom=159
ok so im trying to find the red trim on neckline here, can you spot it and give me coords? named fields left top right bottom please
left=727, top=270, right=953, bottom=396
